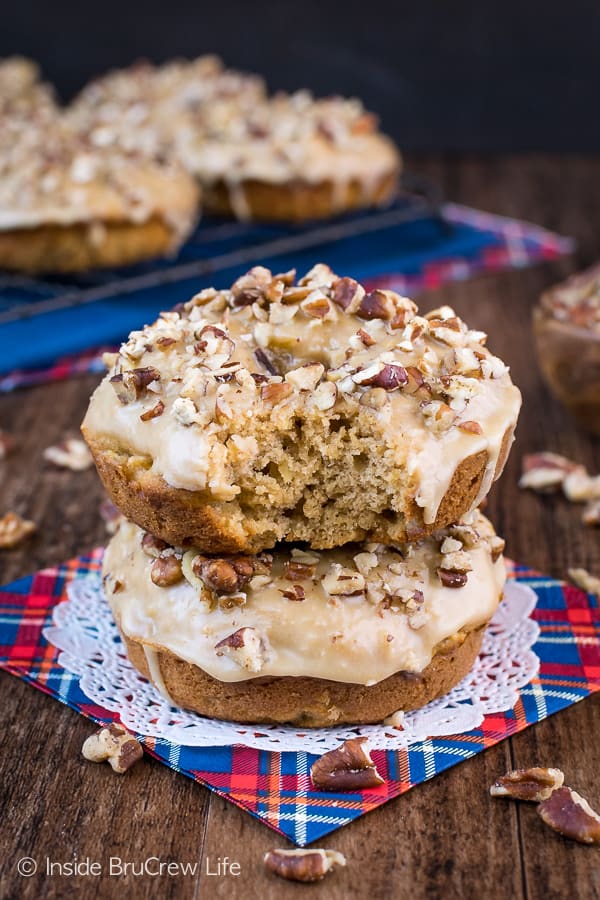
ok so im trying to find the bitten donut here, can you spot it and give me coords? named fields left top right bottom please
left=176, top=91, right=401, bottom=221
left=103, top=511, right=506, bottom=726
left=0, top=114, right=199, bottom=274
left=82, top=265, right=521, bottom=553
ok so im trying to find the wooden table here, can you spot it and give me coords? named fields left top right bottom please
left=1, top=156, right=598, bottom=900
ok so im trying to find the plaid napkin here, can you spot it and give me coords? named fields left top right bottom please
left=0, top=554, right=598, bottom=845
left=0, top=203, right=572, bottom=389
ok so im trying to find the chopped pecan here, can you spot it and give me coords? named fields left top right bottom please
left=264, top=848, right=346, bottom=883
left=458, top=420, right=483, bottom=435
left=141, top=533, right=170, bottom=557
left=438, top=568, right=468, bottom=588
left=359, top=387, right=389, bottom=409
left=568, top=567, right=600, bottom=598
left=310, top=737, right=384, bottom=791
left=214, top=626, right=265, bottom=673
left=490, top=767, right=564, bottom=801
left=110, top=367, right=161, bottom=404
left=353, top=363, right=408, bottom=391
left=489, top=535, right=506, bottom=563
left=261, top=382, right=293, bottom=404
left=519, top=452, right=579, bottom=493
left=99, top=499, right=120, bottom=534
left=582, top=500, right=600, bottom=527
left=150, top=555, right=183, bottom=587
left=313, top=381, right=338, bottom=410
left=538, top=787, right=600, bottom=845
left=43, top=438, right=93, bottom=471
left=81, top=723, right=143, bottom=774
left=332, top=276, right=363, bottom=312
left=230, top=266, right=272, bottom=306
left=357, top=289, right=396, bottom=320
left=285, top=363, right=325, bottom=391
left=284, top=560, right=317, bottom=581
left=300, top=294, right=332, bottom=319
left=280, top=584, right=305, bottom=601
left=192, top=555, right=258, bottom=594
left=0, top=511, right=36, bottom=548
left=140, top=399, right=165, bottom=421
left=356, top=328, right=376, bottom=347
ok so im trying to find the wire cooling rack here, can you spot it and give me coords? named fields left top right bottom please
left=0, top=177, right=445, bottom=327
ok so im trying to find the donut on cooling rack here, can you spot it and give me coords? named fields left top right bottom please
left=102, top=510, right=506, bottom=726
left=0, top=107, right=200, bottom=274
left=175, top=91, right=401, bottom=221
left=82, top=264, right=521, bottom=553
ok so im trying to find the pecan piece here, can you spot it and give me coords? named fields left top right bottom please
left=43, top=438, right=93, bottom=471
left=357, top=289, right=395, bottom=320
left=110, top=366, right=161, bottom=404
left=490, top=767, right=564, bottom=801
left=0, top=511, right=36, bottom=548
left=264, top=848, right=346, bottom=883
left=141, top=533, right=170, bottom=557
left=150, top=555, right=183, bottom=587
left=519, top=452, right=579, bottom=493
left=82, top=723, right=143, bottom=774
left=192, top=555, right=260, bottom=594
left=261, top=381, right=293, bottom=404
left=280, top=584, right=305, bottom=601
left=438, top=568, right=468, bottom=588
left=284, top=560, right=316, bottom=581
left=140, top=400, right=164, bottom=421
left=214, top=626, right=265, bottom=673
left=360, top=363, right=408, bottom=391
left=310, top=737, right=384, bottom=791
left=458, top=420, right=483, bottom=435
left=332, top=276, right=362, bottom=311
left=538, top=787, right=600, bottom=844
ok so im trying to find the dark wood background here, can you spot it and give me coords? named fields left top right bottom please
left=1, top=155, right=599, bottom=898
left=2, top=0, right=600, bottom=152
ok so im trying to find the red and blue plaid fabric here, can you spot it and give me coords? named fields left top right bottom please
left=1, top=555, right=598, bottom=846
left=0, top=203, right=572, bottom=393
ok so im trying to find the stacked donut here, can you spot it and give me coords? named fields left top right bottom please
left=82, top=264, right=521, bottom=725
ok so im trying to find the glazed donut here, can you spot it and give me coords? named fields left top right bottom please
left=0, top=115, right=200, bottom=273
left=82, top=264, right=521, bottom=553
left=177, top=91, right=401, bottom=221
left=103, top=511, right=506, bottom=726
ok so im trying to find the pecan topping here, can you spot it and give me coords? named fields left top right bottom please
left=519, top=452, right=580, bottom=493
left=284, top=560, right=317, bottom=581
left=261, top=382, right=293, bottom=404
left=356, top=363, right=408, bottom=391
left=332, top=276, right=362, bottom=311
left=43, top=438, right=93, bottom=470
left=490, top=767, right=564, bottom=801
left=280, top=584, right=305, bottom=601
left=192, top=555, right=264, bottom=594
left=357, top=289, right=395, bottom=320
left=438, top=568, right=468, bottom=588
left=264, top=848, right=346, bottom=883
left=0, top=511, right=36, bottom=548
left=110, top=366, right=161, bottom=404
left=214, top=626, right=265, bottom=673
left=81, top=723, right=143, bottom=774
left=310, top=737, right=384, bottom=791
left=141, top=533, right=170, bottom=557
left=150, top=555, right=183, bottom=587
left=538, top=787, right=600, bottom=844
left=140, top=399, right=165, bottom=421
left=458, top=420, right=483, bottom=435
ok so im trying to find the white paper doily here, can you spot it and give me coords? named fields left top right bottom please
left=42, top=576, right=540, bottom=752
